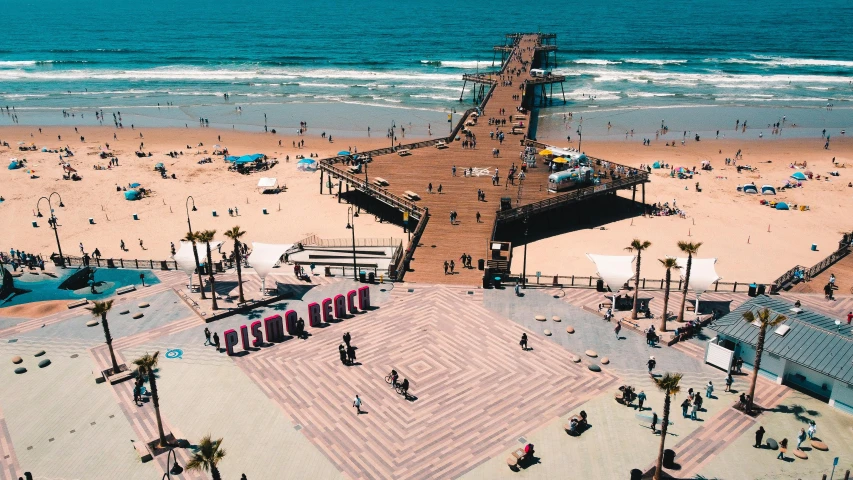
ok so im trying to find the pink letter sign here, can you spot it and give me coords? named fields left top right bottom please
left=250, top=321, right=263, bottom=347
left=264, top=315, right=284, bottom=343
left=223, top=329, right=239, bottom=356
left=285, top=310, right=298, bottom=336
left=240, top=325, right=251, bottom=350
left=347, top=290, right=358, bottom=313
left=334, top=294, right=347, bottom=319
left=358, top=286, right=370, bottom=310
left=322, top=298, right=333, bottom=323
left=307, top=302, right=321, bottom=327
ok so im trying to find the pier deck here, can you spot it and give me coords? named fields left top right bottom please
left=320, top=34, right=647, bottom=286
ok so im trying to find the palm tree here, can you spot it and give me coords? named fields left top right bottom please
left=675, top=241, right=703, bottom=323
left=223, top=226, right=247, bottom=304
left=742, top=308, right=787, bottom=413
left=183, top=231, right=207, bottom=300
left=133, top=352, right=167, bottom=447
left=91, top=300, right=120, bottom=374
left=187, top=435, right=227, bottom=480
left=658, top=257, right=681, bottom=332
left=625, top=238, right=652, bottom=320
left=653, top=372, right=683, bottom=480
left=197, top=230, right=219, bottom=310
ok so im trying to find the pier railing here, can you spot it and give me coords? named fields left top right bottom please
left=59, top=255, right=179, bottom=271
left=518, top=273, right=762, bottom=293
left=769, top=232, right=852, bottom=292
left=319, top=164, right=425, bottom=218
left=391, top=209, right=430, bottom=281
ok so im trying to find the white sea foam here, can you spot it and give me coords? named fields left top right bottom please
left=621, top=59, right=687, bottom=65
left=574, top=59, right=622, bottom=65
left=708, top=56, right=853, bottom=68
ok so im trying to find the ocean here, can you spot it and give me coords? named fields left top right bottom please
left=2, top=0, right=852, bottom=137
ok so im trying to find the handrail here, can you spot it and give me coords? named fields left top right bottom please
left=60, top=255, right=178, bottom=270
left=392, top=210, right=430, bottom=281
left=770, top=265, right=805, bottom=293
left=319, top=163, right=425, bottom=218
left=517, top=273, right=765, bottom=293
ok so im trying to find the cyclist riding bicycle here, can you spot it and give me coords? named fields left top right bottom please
left=389, top=369, right=399, bottom=387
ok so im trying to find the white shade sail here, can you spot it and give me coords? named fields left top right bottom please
left=586, top=254, right=636, bottom=293
left=248, top=242, right=293, bottom=281
left=173, top=241, right=222, bottom=276
left=257, top=177, right=277, bottom=188
left=675, top=257, right=720, bottom=294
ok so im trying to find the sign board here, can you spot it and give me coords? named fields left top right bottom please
left=706, top=340, right=734, bottom=372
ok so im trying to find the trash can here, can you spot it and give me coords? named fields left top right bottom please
left=324, top=266, right=332, bottom=277
left=482, top=275, right=491, bottom=289
left=368, top=272, right=375, bottom=283
left=493, top=275, right=502, bottom=289
left=359, top=271, right=366, bottom=283
left=477, top=258, right=485, bottom=270
left=811, top=243, right=817, bottom=251
left=629, top=469, right=643, bottom=480
left=596, top=279, right=605, bottom=292
left=31, top=221, right=38, bottom=228
left=756, top=284, right=766, bottom=295
left=132, top=213, right=139, bottom=220
left=748, top=283, right=757, bottom=297
left=663, top=449, right=676, bottom=467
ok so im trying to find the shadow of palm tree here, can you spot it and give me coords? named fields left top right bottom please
left=246, top=309, right=264, bottom=320
left=765, top=403, right=821, bottom=424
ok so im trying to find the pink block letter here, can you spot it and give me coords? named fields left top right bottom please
left=240, top=325, right=250, bottom=351
left=285, top=310, right=298, bottom=335
left=307, top=302, right=321, bottom=327
left=264, top=315, right=284, bottom=343
left=347, top=290, right=358, bottom=313
left=322, top=298, right=333, bottom=323
left=334, top=294, right=347, bottom=319
left=251, top=320, right=263, bottom=347
left=223, top=329, right=239, bottom=356
left=358, top=286, right=371, bottom=310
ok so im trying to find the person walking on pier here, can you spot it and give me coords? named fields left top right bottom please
left=476, top=211, right=482, bottom=223
left=428, top=183, right=433, bottom=194
left=444, top=261, right=449, bottom=275
left=449, top=260, right=455, bottom=274
left=452, top=165, right=457, bottom=176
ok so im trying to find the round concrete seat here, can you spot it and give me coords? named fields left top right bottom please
left=766, top=438, right=778, bottom=450
left=811, top=440, right=828, bottom=451
left=588, top=364, right=601, bottom=372
left=572, top=355, right=581, bottom=363
left=793, top=449, right=808, bottom=459
left=535, top=315, right=546, bottom=322
left=12, top=356, right=22, bottom=364
left=601, top=357, right=610, bottom=365
left=14, top=367, right=26, bottom=374
left=132, top=313, right=144, bottom=319
left=552, top=316, right=561, bottom=322
left=86, top=320, right=99, bottom=327
left=585, top=350, right=598, bottom=358
left=544, top=329, right=552, bottom=336
left=34, top=350, right=46, bottom=357
left=506, top=456, right=517, bottom=470
left=138, top=302, right=150, bottom=308
left=38, top=359, right=51, bottom=368
left=566, top=326, right=575, bottom=334
left=119, top=310, right=130, bottom=315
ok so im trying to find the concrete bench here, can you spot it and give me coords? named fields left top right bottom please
left=133, top=440, right=153, bottom=463
left=373, top=177, right=389, bottom=187
left=404, top=191, right=421, bottom=201
left=67, top=299, right=88, bottom=309
left=397, top=149, right=411, bottom=156
left=116, top=285, right=136, bottom=295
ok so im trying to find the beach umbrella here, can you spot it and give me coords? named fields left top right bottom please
left=154, top=163, right=164, bottom=169
left=337, top=150, right=351, bottom=156
left=539, top=149, right=553, bottom=156
left=129, top=182, right=141, bottom=188
left=791, top=172, right=807, bottom=181
left=552, top=157, right=568, bottom=164
left=213, top=144, right=221, bottom=150
left=41, top=147, right=48, bottom=152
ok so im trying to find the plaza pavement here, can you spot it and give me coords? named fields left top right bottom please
left=1, top=267, right=852, bottom=479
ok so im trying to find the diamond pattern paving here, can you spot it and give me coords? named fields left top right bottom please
left=237, top=284, right=616, bottom=479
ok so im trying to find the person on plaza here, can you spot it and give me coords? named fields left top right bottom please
left=796, top=428, right=807, bottom=450
left=339, top=344, right=348, bottom=365
left=297, top=317, right=306, bottom=339
left=343, top=332, right=351, bottom=348
left=353, top=395, right=363, bottom=414
left=133, top=381, right=142, bottom=406
left=346, top=343, right=357, bottom=364
left=688, top=387, right=694, bottom=400
left=520, top=333, right=528, bottom=351
left=514, top=282, right=521, bottom=296
left=212, top=332, right=220, bottom=352
left=847, top=311, right=853, bottom=325
left=725, top=373, right=734, bottom=392
left=706, top=381, right=714, bottom=398
left=241, top=475, right=248, bottom=480
left=203, top=327, right=211, bottom=346
left=691, top=398, right=700, bottom=420
left=614, top=319, right=622, bottom=338
left=755, top=426, right=766, bottom=448
left=637, top=390, right=646, bottom=411
left=647, top=356, right=656, bottom=376
left=651, top=412, right=658, bottom=433
left=777, top=438, right=788, bottom=459
left=681, top=398, right=691, bottom=418
left=605, top=307, right=613, bottom=321
left=694, top=393, right=703, bottom=412
left=807, top=421, right=816, bottom=439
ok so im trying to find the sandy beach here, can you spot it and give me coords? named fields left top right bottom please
left=512, top=134, right=853, bottom=283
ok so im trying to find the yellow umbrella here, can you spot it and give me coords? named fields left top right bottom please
left=552, top=157, right=568, bottom=164
left=539, top=149, right=553, bottom=156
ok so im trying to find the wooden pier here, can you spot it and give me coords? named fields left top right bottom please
left=319, top=33, right=648, bottom=286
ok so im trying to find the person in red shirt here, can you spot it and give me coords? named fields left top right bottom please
left=847, top=311, right=853, bottom=324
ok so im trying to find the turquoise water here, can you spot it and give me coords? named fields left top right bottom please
left=1, top=0, right=852, bottom=135
left=1, top=268, right=159, bottom=307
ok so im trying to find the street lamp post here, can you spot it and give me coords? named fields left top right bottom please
left=346, top=206, right=359, bottom=281
left=522, top=215, right=529, bottom=288
left=36, top=192, right=65, bottom=267
left=185, top=196, right=206, bottom=299
left=577, top=124, right=583, bottom=153
left=161, top=448, right=183, bottom=479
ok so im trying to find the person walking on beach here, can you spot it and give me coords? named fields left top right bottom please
left=212, top=332, right=220, bottom=352
left=353, top=395, right=363, bottom=415
left=755, top=426, right=766, bottom=448
left=520, top=333, right=528, bottom=351
left=204, top=327, right=211, bottom=346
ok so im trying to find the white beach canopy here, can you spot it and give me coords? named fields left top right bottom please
left=248, top=242, right=293, bottom=293
left=257, top=177, right=277, bottom=189
left=173, top=241, right=222, bottom=286
left=675, top=257, right=720, bottom=317
left=586, top=254, right=636, bottom=295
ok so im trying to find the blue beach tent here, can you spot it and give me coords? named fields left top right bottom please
left=743, top=184, right=758, bottom=194
left=8, top=161, right=20, bottom=170
left=227, top=154, right=264, bottom=164
left=652, top=161, right=661, bottom=169
left=775, top=202, right=789, bottom=210
left=761, top=185, right=776, bottom=195
left=791, top=171, right=807, bottom=181
left=338, top=150, right=351, bottom=156
left=124, top=189, right=140, bottom=201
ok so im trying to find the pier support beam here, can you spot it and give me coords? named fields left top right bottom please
left=459, top=79, right=467, bottom=102
left=338, top=180, right=342, bottom=203
left=320, top=169, right=324, bottom=194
